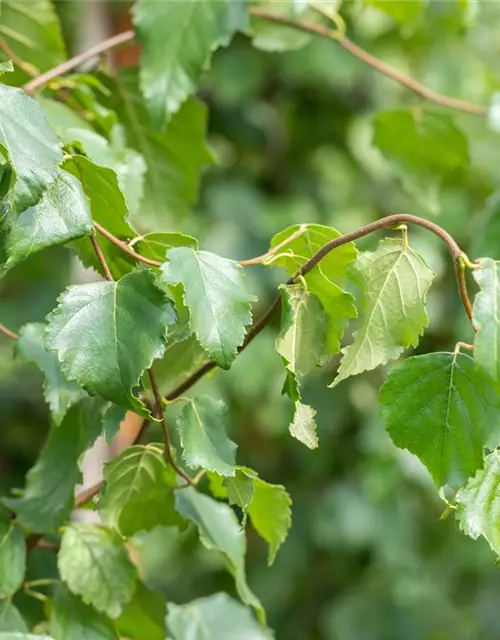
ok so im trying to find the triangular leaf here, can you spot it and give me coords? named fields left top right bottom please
left=133, top=0, right=249, bottom=126
left=175, top=396, right=237, bottom=477
left=50, top=584, right=119, bottom=640
left=167, top=593, right=272, bottom=640
left=4, top=399, right=103, bottom=532
left=473, top=258, right=500, bottom=388
left=58, top=524, right=137, bottom=619
left=381, top=352, right=500, bottom=488
left=175, top=488, right=264, bottom=623
left=332, top=238, right=435, bottom=387
left=0, top=601, right=27, bottom=633
left=15, top=322, right=87, bottom=425
left=0, top=506, right=26, bottom=598
left=45, top=270, right=176, bottom=416
left=161, top=247, right=255, bottom=369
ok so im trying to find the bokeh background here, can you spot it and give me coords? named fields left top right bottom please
left=3, top=1, right=500, bottom=638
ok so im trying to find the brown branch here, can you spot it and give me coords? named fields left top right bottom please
left=0, top=36, right=38, bottom=78
left=239, top=225, right=307, bottom=266
left=94, top=222, right=162, bottom=268
left=249, top=8, right=487, bottom=116
left=23, top=30, right=134, bottom=95
left=0, top=323, right=18, bottom=340
left=166, top=213, right=471, bottom=401
left=148, top=368, right=195, bottom=485
left=75, top=481, right=104, bottom=508
left=90, top=232, right=113, bottom=281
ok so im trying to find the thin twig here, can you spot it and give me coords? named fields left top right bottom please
left=0, top=37, right=38, bottom=77
left=239, top=225, right=307, bottom=266
left=23, top=30, right=134, bottom=95
left=166, top=213, right=471, bottom=401
left=249, top=8, right=487, bottom=116
left=75, top=481, right=104, bottom=508
left=95, top=222, right=162, bottom=268
left=148, top=368, right=195, bottom=485
left=90, top=233, right=113, bottom=281
left=34, top=540, right=59, bottom=554
left=0, top=324, right=18, bottom=340
left=457, top=259, right=474, bottom=322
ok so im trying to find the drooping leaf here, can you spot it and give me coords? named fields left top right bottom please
left=162, top=247, right=255, bottom=369
left=0, top=506, right=25, bottom=598
left=456, top=452, right=500, bottom=558
left=270, top=223, right=357, bottom=360
left=167, top=593, right=272, bottom=640
left=102, top=404, right=127, bottom=443
left=116, top=582, right=166, bottom=640
left=133, top=0, right=249, bottom=126
left=45, top=270, right=176, bottom=416
left=0, top=601, right=27, bottom=633
left=373, top=109, right=469, bottom=211
left=175, top=396, right=237, bottom=477
left=175, top=488, right=264, bottom=622
left=473, top=258, right=500, bottom=389
left=0, top=169, right=92, bottom=275
left=381, top=352, right=500, bottom=488
left=98, top=445, right=181, bottom=536
left=276, top=283, right=326, bottom=377
left=282, top=366, right=319, bottom=449
left=58, top=524, right=137, bottom=619
left=4, top=399, right=103, bottom=532
left=50, top=585, right=119, bottom=640
left=103, top=70, right=212, bottom=224
left=225, top=470, right=255, bottom=513
left=0, top=1, right=66, bottom=77
left=364, top=0, right=427, bottom=24
left=0, top=84, right=62, bottom=211
left=332, top=238, right=435, bottom=387
left=15, top=322, right=87, bottom=425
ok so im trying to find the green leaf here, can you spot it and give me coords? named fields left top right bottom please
left=58, top=524, right=137, bottom=619
left=0, top=169, right=92, bottom=275
left=175, top=488, right=264, bottom=622
left=161, top=248, right=255, bottom=369
left=0, top=1, right=66, bottom=76
left=153, top=334, right=209, bottom=393
left=373, top=109, right=469, bottom=211
left=175, top=396, right=237, bottom=477
left=50, top=585, right=119, bottom=640
left=225, top=470, right=255, bottom=513
left=133, top=0, right=249, bottom=126
left=456, top=452, right=500, bottom=557
left=364, top=0, right=426, bottom=24
left=167, top=593, right=272, bottom=640
left=102, top=404, right=127, bottom=443
left=65, top=155, right=137, bottom=280
left=4, top=400, right=103, bottom=532
left=0, top=507, right=25, bottom=598
left=250, top=0, right=313, bottom=51
left=15, top=322, right=87, bottom=425
left=45, top=270, right=176, bottom=416
left=116, top=582, right=166, bottom=640
left=0, top=84, right=62, bottom=211
left=473, top=258, right=500, bottom=388
left=98, top=445, right=180, bottom=536
left=0, top=62, right=14, bottom=75
left=0, top=601, right=27, bottom=633
left=289, top=399, right=318, bottom=450
left=332, top=238, right=435, bottom=387
left=132, top=232, right=198, bottom=263
left=276, top=283, right=326, bottom=377
left=270, top=223, right=357, bottom=360
left=381, top=352, right=500, bottom=488
left=471, top=191, right=500, bottom=260
left=104, top=70, right=212, bottom=224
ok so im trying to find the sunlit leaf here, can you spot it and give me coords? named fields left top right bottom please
left=473, top=258, right=500, bottom=388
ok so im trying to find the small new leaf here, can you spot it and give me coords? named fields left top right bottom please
left=381, top=352, right=500, bottom=488
left=332, top=238, right=435, bottom=387
left=161, top=248, right=255, bottom=369
left=45, top=270, right=176, bottom=416
left=473, top=258, right=500, bottom=388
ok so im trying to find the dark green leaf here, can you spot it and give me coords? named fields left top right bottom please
left=50, top=584, right=119, bottom=640
left=153, top=335, right=209, bottom=393
left=473, top=258, right=500, bottom=388
left=381, top=352, right=500, bottom=488
left=373, top=109, right=469, bottom=211
left=116, top=582, right=166, bottom=640
left=161, top=248, right=255, bottom=369
left=102, top=404, right=127, bottom=443
left=58, top=524, right=137, bottom=619
left=0, top=601, right=27, bottom=633
left=332, top=239, right=435, bottom=387
left=167, top=593, right=272, bottom=640
left=4, top=399, right=103, bottom=532
left=175, top=488, right=264, bottom=622
left=98, top=445, right=181, bottom=536
left=45, top=270, right=176, bottom=416
left=0, top=506, right=25, bottom=598
left=15, top=322, right=87, bottom=425
left=175, top=396, right=237, bottom=476
left=133, top=0, right=249, bottom=126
